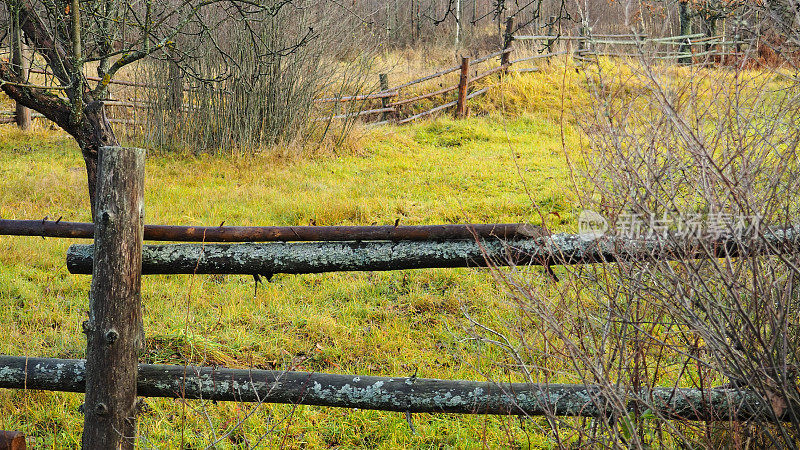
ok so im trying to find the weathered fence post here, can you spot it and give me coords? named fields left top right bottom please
left=0, top=431, right=25, bottom=450
left=546, top=15, right=557, bottom=52
left=500, top=17, right=514, bottom=69
left=168, top=56, right=183, bottom=113
left=455, top=57, right=470, bottom=119
left=577, top=22, right=588, bottom=62
left=10, top=5, right=31, bottom=131
left=82, top=147, right=145, bottom=449
left=379, top=73, right=391, bottom=121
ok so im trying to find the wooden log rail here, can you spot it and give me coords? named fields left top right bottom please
left=470, top=48, right=513, bottom=66
left=388, top=64, right=463, bottom=92
left=313, top=106, right=396, bottom=122
left=0, top=219, right=536, bottom=242
left=66, top=227, right=800, bottom=276
left=469, top=65, right=508, bottom=84
left=398, top=87, right=490, bottom=125
left=0, top=355, right=785, bottom=421
left=513, top=33, right=707, bottom=42
left=0, top=112, right=46, bottom=124
left=388, top=61, right=506, bottom=109
left=384, top=47, right=510, bottom=94
left=389, top=83, right=459, bottom=107
left=11, top=46, right=513, bottom=129
left=509, top=50, right=569, bottom=65
left=314, top=91, right=398, bottom=104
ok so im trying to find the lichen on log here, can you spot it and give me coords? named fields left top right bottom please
left=0, top=355, right=783, bottom=421
left=66, top=227, right=800, bottom=275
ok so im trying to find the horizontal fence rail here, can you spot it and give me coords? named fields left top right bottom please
left=398, top=87, right=491, bottom=125
left=514, top=33, right=708, bottom=42
left=66, top=227, right=800, bottom=276
left=0, top=355, right=784, bottom=420
left=314, top=91, right=398, bottom=104
left=470, top=47, right=513, bottom=65
left=0, top=219, right=540, bottom=242
left=313, top=106, right=396, bottom=122
left=387, top=64, right=464, bottom=92
left=389, top=84, right=459, bottom=107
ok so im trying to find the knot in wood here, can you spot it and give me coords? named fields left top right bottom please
left=104, top=329, right=119, bottom=344
left=94, top=402, right=108, bottom=416
left=100, top=210, right=115, bottom=224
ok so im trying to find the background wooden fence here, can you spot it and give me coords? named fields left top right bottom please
left=1, top=18, right=744, bottom=131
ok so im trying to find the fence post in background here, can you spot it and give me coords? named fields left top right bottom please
left=379, top=73, right=391, bottom=121
left=81, top=146, right=145, bottom=450
left=546, top=15, right=556, bottom=52
left=501, top=17, right=514, bottom=69
left=10, top=6, right=31, bottom=131
left=455, top=57, right=470, bottom=119
left=576, top=23, right=588, bottom=65
left=168, top=56, right=183, bottom=113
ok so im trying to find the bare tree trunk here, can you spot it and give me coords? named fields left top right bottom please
left=0, top=1, right=120, bottom=221
left=168, top=57, right=183, bottom=113
left=455, top=0, right=461, bottom=47
left=704, top=15, right=718, bottom=52
left=501, top=17, right=514, bottom=67
left=10, top=5, right=31, bottom=131
left=78, top=104, right=121, bottom=220
left=679, top=0, right=693, bottom=65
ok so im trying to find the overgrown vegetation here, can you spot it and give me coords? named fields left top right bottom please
left=2, top=8, right=799, bottom=443
left=468, top=30, right=800, bottom=450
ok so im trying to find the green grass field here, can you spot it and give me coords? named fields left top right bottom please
left=0, top=66, right=588, bottom=448
left=4, top=58, right=785, bottom=448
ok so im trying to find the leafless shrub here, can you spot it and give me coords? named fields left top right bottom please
left=465, top=3, right=800, bottom=448
left=128, top=2, right=377, bottom=154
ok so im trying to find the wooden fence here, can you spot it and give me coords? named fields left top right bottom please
left=1, top=18, right=744, bottom=131
left=1, top=146, right=797, bottom=445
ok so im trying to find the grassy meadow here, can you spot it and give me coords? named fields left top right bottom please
left=3, top=55, right=784, bottom=447
left=0, top=65, right=593, bottom=448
